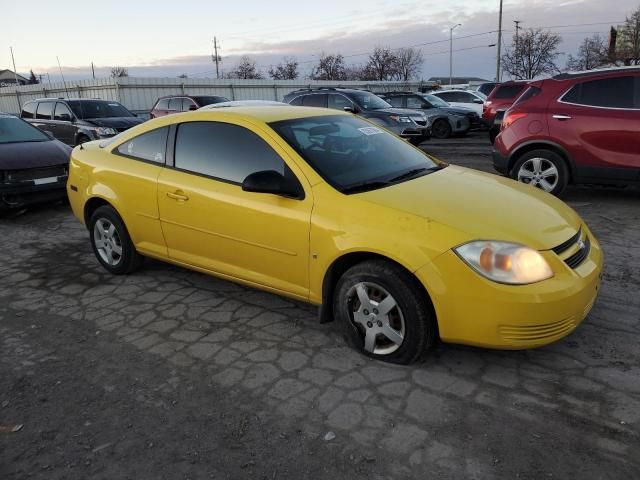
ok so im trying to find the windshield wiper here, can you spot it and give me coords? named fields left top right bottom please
left=388, top=167, right=441, bottom=183
left=341, top=180, right=390, bottom=194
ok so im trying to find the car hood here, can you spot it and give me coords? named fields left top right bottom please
left=370, top=107, right=425, bottom=117
left=0, top=139, right=72, bottom=170
left=439, top=106, right=477, bottom=116
left=84, top=117, right=144, bottom=128
left=357, top=166, right=581, bottom=251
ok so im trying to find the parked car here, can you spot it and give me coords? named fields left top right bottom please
left=67, top=106, right=602, bottom=364
left=0, top=113, right=71, bottom=211
left=379, top=91, right=472, bottom=138
left=200, top=100, right=285, bottom=109
left=476, top=82, right=499, bottom=96
left=150, top=95, right=229, bottom=118
left=283, top=87, right=430, bottom=144
left=429, top=89, right=486, bottom=116
left=21, top=98, right=143, bottom=146
left=483, top=81, right=529, bottom=143
left=493, top=67, right=640, bottom=196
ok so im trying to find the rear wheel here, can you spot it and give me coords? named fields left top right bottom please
left=511, top=149, right=569, bottom=196
left=89, top=205, right=142, bottom=274
left=432, top=119, right=452, bottom=139
left=333, top=260, right=437, bottom=364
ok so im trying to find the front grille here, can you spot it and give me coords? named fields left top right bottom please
left=565, top=236, right=591, bottom=269
left=6, top=166, right=68, bottom=183
left=552, top=228, right=581, bottom=255
left=499, top=317, right=576, bottom=342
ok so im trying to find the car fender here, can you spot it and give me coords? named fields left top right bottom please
left=508, top=139, right=576, bottom=178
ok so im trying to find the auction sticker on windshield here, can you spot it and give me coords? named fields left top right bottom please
left=358, top=127, right=383, bottom=136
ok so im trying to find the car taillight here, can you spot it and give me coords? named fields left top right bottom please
left=501, top=112, right=528, bottom=130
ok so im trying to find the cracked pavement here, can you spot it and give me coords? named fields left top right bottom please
left=1, top=133, right=639, bottom=479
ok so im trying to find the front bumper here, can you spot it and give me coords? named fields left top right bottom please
left=416, top=227, right=603, bottom=349
left=0, top=177, right=68, bottom=209
left=390, top=124, right=431, bottom=139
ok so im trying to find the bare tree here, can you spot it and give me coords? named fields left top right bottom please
left=616, top=6, right=640, bottom=65
left=228, top=56, right=263, bottom=79
left=566, top=34, right=609, bottom=71
left=393, top=47, right=424, bottom=81
left=269, top=57, right=299, bottom=80
left=501, top=28, right=562, bottom=79
left=311, top=53, right=346, bottom=80
left=28, top=70, right=39, bottom=85
left=110, top=66, right=129, bottom=78
left=364, top=47, right=398, bottom=81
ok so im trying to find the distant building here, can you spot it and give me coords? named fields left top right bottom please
left=429, top=76, right=491, bottom=85
left=0, top=69, right=29, bottom=87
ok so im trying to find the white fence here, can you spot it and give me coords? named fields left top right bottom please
left=0, top=77, right=436, bottom=115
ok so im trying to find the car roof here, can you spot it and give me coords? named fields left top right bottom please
left=432, top=89, right=481, bottom=94
left=177, top=105, right=349, bottom=123
left=200, top=100, right=286, bottom=109
left=28, top=98, right=114, bottom=103
left=553, top=65, right=640, bottom=80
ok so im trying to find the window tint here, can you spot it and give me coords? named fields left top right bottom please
left=386, top=96, right=404, bottom=107
left=36, top=102, right=53, bottom=120
left=493, top=84, right=525, bottom=99
left=513, top=86, right=542, bottom=106
left=562, top=76, right=636, bottom=108
left=168, top=98, right=183, bottom=111
left=174, top=122, right=285, bottom=183
left=458, top=92, right=477, bottom=102
left=156, top=98, right=170, bottom=110
left=406, top=96, right=426, bottom=109
left=328, top=94, right=353, bottom=110
left=289, top=96, right=303, bottom=106
left=436, top=92, right=456, bottom=102
left=302, top=94, right=326, bottom=108
left=115, top=127, right=168, bottom=164
left=21, top=102, right=36, bottom=119
left=54, top=103, right=73, bottom=121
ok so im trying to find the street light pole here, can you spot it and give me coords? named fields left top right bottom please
left=449, top=23, right=462, bottom=85
left=496, top=0, right=503, bottom=82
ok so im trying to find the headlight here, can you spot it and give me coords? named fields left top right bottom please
left=94, top=127, right=117, bottom=136
left=455, top=241, right=553, bottom=284
left=389, top=115, right=413, bottom=123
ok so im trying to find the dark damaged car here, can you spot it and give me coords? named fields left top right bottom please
left=21, top=98, right=144, bottom=146
left=0, top=113, right=71, bottom=211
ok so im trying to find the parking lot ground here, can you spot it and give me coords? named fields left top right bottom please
left=1, top=132, right=639, bottom=479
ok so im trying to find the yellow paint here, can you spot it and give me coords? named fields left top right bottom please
left=67, top=106, right=603, bottom=349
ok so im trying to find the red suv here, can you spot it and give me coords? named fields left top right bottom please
left=149, top=95, right=229, bottom=119
left=493, top=67, right=640, bottom=195
left=484, top=81, right=528, bottom=143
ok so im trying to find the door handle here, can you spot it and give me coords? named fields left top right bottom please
left=166, top=191, right=189, bottom=201
left=552, top=114, right=572, bottom=121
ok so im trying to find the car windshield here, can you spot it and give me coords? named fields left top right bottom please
left=67, top=100, right=134, bottom=119
left=270, top=115, right=443, bottom=194
left=193, top=96, right=230, bottom=106
left=0, top=115, right=50, bottom=144
left=349, top=92, right=392, bottom=111
left=424, top=94, right=449, bottom=107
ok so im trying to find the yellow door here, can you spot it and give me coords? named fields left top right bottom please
left=157, top=120, right=313, bottom=299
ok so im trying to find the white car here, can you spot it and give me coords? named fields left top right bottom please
left=429, top=89, right=486, bottom=116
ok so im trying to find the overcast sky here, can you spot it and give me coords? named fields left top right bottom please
left=3, top=0, right=638, bottom=81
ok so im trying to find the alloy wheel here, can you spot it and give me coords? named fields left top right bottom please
left=93, top=218, right=123, bottom=266
left=346, top=282, right=405, bottom=355
left=517, top=157, right=559, bottom=192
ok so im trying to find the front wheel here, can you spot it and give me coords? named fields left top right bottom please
left=511, top=149, right=569, bottom=196
left=89, top=205, right=143, bottom=274
left=432, top=119, right=452, bottom=139
left=333, top=260, right=437, bottom=364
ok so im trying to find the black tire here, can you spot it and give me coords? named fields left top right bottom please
left=76, top=134, right=91, bottom=146
left=488, top=126, right=499, bottom=144
left=510, top=149, right=569, bottom=196
left=432, top=119, right=452, bottom=139
left=88, top=205, right=143, bottom=275
left=333, top=260, right=437, bottom=365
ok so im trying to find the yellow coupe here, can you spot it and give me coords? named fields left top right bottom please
left=67, top=106, right=602, bottom=364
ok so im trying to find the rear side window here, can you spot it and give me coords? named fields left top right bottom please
left=174, top=121, right=285, bottom=183
left=386, top=96, right=404, bottom=108
left=155, top=98, right=170, bottom=110
left=289, top=96, right=303, bottom=106
left=302, top=94, right=326, bottom=107
left=115, top=127, right=169, bottom=164
left=513, top=86, right=542, bottom=106
left=36, top=102, right=53, bottom=120
left=562, top=76, right=637, bottom=109
left=493, top=85, right=525, bottom=99
left=435, top=92, right=456, bottom=102
left=21, top=102, right=36, bottom=119
left=168, top=98, right=183, bottom=111
left=328, top=94, right=353, bottom=110
left=54, top=103, right=73, bottom=121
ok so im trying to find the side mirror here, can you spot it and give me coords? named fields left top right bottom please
left=473, top=98, right=484, bottom=104
left=242, top=170, right=303, bottom=199
left=188, top=104, right=198, bottom=111
left=59, top=113, right=72, bottom=122
left=343, top=105, right=358, bottom=113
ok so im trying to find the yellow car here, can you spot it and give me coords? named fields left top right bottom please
left=67, top=106, right=602, bottom=364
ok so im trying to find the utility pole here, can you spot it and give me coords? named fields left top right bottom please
left=449, top=23, right=462, bottom=86
left=91, top=62, right=96, bottom=80
left=213, top=36, right=220, bottom=79
left=56, top=56, right=70, bottom=98
left=496, top=0, right=503, bottom=82
left=514, top=20, right=522, bottom=51
left=10, top=46, right=21, bottom=109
